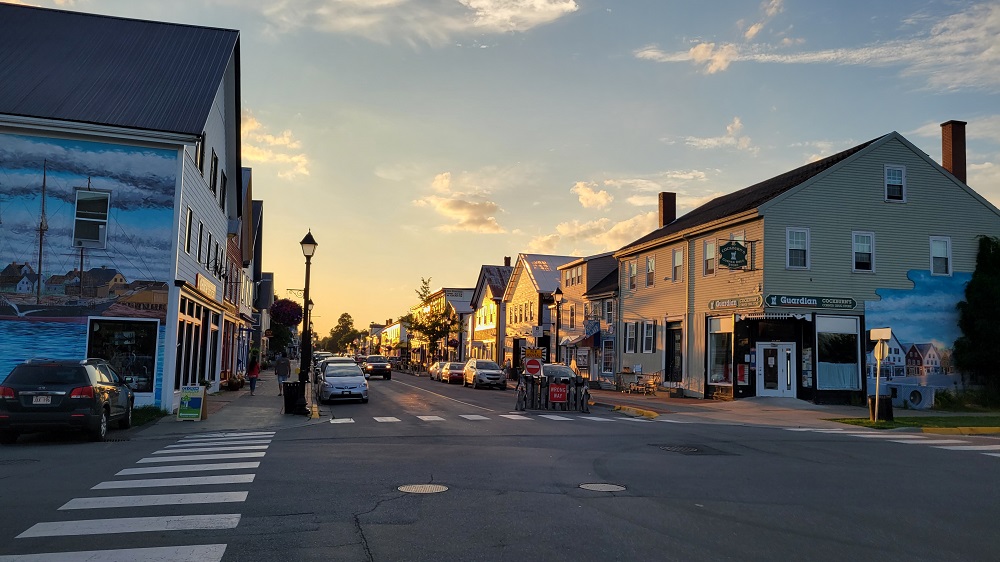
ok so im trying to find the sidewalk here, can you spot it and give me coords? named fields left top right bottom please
left=135, top=360, right=326, bottom=440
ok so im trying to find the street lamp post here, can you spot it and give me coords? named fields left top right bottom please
left=552, top=287, right=563, bottom=363
left=297, top=232, right=318, bottom=416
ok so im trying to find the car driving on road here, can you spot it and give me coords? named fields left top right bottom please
left=363, top=355, right=391, bottom=380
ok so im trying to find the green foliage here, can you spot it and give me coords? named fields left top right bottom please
left=405, top=277, right=458, bottom=353
left=954, top=235, right=1000, bottom=395
left=132, top=405, right=170, bottom=427
left=268, top=323, right=294, bottom=354
left=322, top=312, right=367, bottom=353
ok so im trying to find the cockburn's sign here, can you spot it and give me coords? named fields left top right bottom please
left=765, top=294, right=857, bottom=309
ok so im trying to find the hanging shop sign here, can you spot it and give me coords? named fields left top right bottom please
left=765, top=294, right=857, bottom=309
left=709, top=294, right=763, bottom=310
left=718, top=241, right=748, bottom=269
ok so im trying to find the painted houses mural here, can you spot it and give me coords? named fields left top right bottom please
left=0, top=133, right=174, bottom=396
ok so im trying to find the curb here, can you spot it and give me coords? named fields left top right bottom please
left=921, top=427, right=1000, bottom=435
left=612, top=405, right=659, bottom=419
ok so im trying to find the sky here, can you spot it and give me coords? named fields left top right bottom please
left=5, top=0, right=1000, bottom=337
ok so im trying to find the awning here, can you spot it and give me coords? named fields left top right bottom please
left=560, top=333, right=599, bottom=348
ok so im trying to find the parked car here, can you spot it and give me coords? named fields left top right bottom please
left=463, top=359, right=506, bottom=390
left=321, top=356, right=367, bottom=379
left=0, top=358, right=135, bottom=444
left=440, top=362, right=465, bottom=384
left=363, top=355, right=392, bottom=380
left=428, top=361, right=447, bottom=381
left=318, top=364, right=368, bottom=404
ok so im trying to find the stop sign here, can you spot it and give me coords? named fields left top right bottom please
left=524, top=358, right=542, bottom=375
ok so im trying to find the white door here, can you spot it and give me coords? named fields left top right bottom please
left=757, top=343, right=796, bottom=398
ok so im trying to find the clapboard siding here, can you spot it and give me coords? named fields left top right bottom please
left=761, top=135, right=1000, bottom=308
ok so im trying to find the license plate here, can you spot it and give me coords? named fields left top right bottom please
left=33, top=395, right=51, bottom=405
left=342, top=391, right=351, bottom=395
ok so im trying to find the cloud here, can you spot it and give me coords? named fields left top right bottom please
left=241, top=109, right=310, bottom=179
left=412, top=172, right=506, bottom=233
left=527, top=212, right=658, bottom=253
left=634, top=2, right=1000, bottom=92
left=743, top=0, right=783, bottom=40
left=684, top=117, right=757, bottom=153
left=257, top=0, right=578, bottom=46
left=570, top=182, right=613, bottom=209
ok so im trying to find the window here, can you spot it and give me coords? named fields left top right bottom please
left=604, top=300, right=614, bottom=324
left=786, top=227, right=810, bottom=269
left=885, top=165, right=905, bottom=202
left=708, top=317, right=733, bottom=385
left=569, top=305, right=576, bottom=329
left=628, top=261, right=637, bottom=290
left=704, top=240, right=715, bottom=276
left=565, top=269, right=571, bottom=286
left=625, top=322, right=637, bottom=353
left=197, top=223, right=204, bottom=262
left=602, top=340, right=615, bottom=373
left=72, top=190, right=111, bottom=250
left=930, top=236, right=952, bottom=275
left=816, top=316, right=860, bottom=390
left=641, top=321, right=656, bottom=353
left=672, top=248, right=683, bottom=281
left=184, top=209, right=193, bottom=254
left=219, top=172, right=227, bottom=211
left=645, top=256, right=655, bottom=287
left=210, top=149, right=219, bottom=194
left=852, top=231, right=874, bottom=272
left=195, top=133, right=206, bottom=174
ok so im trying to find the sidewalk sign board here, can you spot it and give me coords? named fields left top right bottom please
left=178, top=385, right=206, bottom=421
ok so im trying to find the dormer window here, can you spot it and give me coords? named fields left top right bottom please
left=885, top=165, right=905, bottom=202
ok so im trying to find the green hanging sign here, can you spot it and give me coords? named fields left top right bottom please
left=719, top=241, right=748, bottom=269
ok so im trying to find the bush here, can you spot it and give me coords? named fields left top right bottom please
left=132, top=405, right=170, bottom=427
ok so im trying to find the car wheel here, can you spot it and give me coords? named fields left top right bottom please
left=499, top=383, right=507, bottom=391
left=385, top=374, right=391, bottom=380
left=472, top=378, right=479, bottom=389
left=361, top=398, right=369, bottom=404
left=119, top=402, right=133, bottom=429
left=90, top=409, right=109, bottom=442
left=0, top=430, right=18, bottom=445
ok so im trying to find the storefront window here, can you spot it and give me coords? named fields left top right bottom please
left=816, top=316, right=860, bottom=390
left=602, top=340, right=615, bottom=373
left=87, top=318, right=159, bottom=393
left=708, top=317, right=733, bottom=385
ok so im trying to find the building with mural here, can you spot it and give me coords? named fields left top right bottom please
left=0, top=4, right=247, bottom=411
left=614, top=121, right=1000, bottom=402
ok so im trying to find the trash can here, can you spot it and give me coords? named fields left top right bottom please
left=283, top=381, right=302, bottom=414
left=868, top=395, right=893, bottom=422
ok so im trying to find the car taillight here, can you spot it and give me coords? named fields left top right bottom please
left=0, top=386, right=14, bottom=399
left=70, top=386, right=94, bottom=399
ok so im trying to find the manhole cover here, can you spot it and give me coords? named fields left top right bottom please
left=655, top=444, right=734, bottom=456
left=398, top=484, right=448, bottom=494
left=661, top=445, right=700, bottom=453
left=580, top=483, right=626, bottom=492
left=0, top=459, right=39, bottom=466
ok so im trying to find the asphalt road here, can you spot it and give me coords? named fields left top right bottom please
left=1, top=374, right=998, bottom=561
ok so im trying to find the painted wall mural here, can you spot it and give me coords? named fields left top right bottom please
left=0, top=133, right=176, bottom=394
left=864, top=269, right=971, bottom=382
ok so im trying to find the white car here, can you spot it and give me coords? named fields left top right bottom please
left=318, top=364, right=369, bottom=404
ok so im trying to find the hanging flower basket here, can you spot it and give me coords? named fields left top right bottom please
left=270, top=299, right=303, bottom=327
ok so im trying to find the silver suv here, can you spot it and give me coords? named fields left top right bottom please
left=463, top=359, right=506, bottom=390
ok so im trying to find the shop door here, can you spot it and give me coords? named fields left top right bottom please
left=757, top=343, right=796, bottom=398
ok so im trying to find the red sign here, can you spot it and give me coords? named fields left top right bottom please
left=549, top=383, right=568, bottom=403
left=524, top=358, right=542, bottom=375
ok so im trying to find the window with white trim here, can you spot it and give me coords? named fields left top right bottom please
left=604, top=300, right=614, bottom=324
left=885, top=165, right=905, bottom=202
left=852, top=231, right=874, bottom=272
left=645, top=256, right=655, bottom=287
left=625, top=322, right=636, bottom=353
left=641, top=320, right=656, bottom=353
left=628, top=261, right=637, bottom=290
left=184, top=208, right=193, bottom=253
left=72, top=190, right=110, bottom=250
left=703, top=239, right=715, bottom=276
left=210, top=149, right=219, bottom=194
left=708, top=316, right=733, bottom=385
left=672, top=248, right=683, bottom=281
left=197, top=223, right=204, bottom=262
left=569, top=304, right=576, bottom=329
left=602, top=340, right=615, bottom=373
left=816, top=316, right=861, bottom=390
left=930, top=236, right=952, bottom=275
left=786, top=227, right=810, bottom=269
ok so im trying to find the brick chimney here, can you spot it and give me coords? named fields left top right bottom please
left=658, top=192, right=676, bottom=228
left=504, top=256, right=511, bottom=267
left=941, top=120, right=967, bottom=184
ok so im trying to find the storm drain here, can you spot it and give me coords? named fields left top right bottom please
left=580, top=483, right=626, bottom=492
left=0, top=459, right=39, bottom=466
left=398, top=484, right=448, bottom=494
left=656, top=444, right=734, bottom=456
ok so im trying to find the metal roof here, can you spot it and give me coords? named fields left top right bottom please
left=0, top=3, right=239, bottom=136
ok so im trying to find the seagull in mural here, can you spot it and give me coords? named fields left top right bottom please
left=0, top=294, right=41, bottom=317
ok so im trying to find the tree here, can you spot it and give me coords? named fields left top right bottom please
left=953, top=235, right=1000, bottom=398
left=268, top=323, right=294, bottom=356
left=404, top=277, right=458, bottom=362
left=326, top=312, right=367, bottom=354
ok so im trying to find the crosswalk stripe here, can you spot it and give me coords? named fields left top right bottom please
left=538, top=415, right=572, bottom=420
left=60, top=491, right=248, bottom=510
left=581, top=417, right=615, bottom=422
left=166, top=440, right=271, bottom=447
left=374, top=417, right=400, bottom=423
left=17, top=514, right=241, bottom=538
left=657, top=419, right=692, bottom=424
left=416, top=415, right=445, bottom=421
left=181, top=432, right=274, bottom=441
left=985, top=453, right=1000, bottom=458
left=330, top=418, right=355, bottom=424
left=889, top=439, right=969, bottom=445
left=137, top=452, right=265, bottom=463
left=94, top=474, right=256, bottom=489
left=155, top=445, right=269, bottom=454
left=621, top=418, right=655, bottom=423
left=0, top=544, right=227, bottom=562
left=460, top=415, right=489, bottom=420
left=933, top=444, right=1000, bottom=451
left=499, top=415, right=531, bottom=420
left=117, top=462, right=260, bottom=476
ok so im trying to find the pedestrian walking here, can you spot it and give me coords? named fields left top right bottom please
left=275, top=353, right=291, bottom=396
left=247, top=355, right=260, bottom=396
